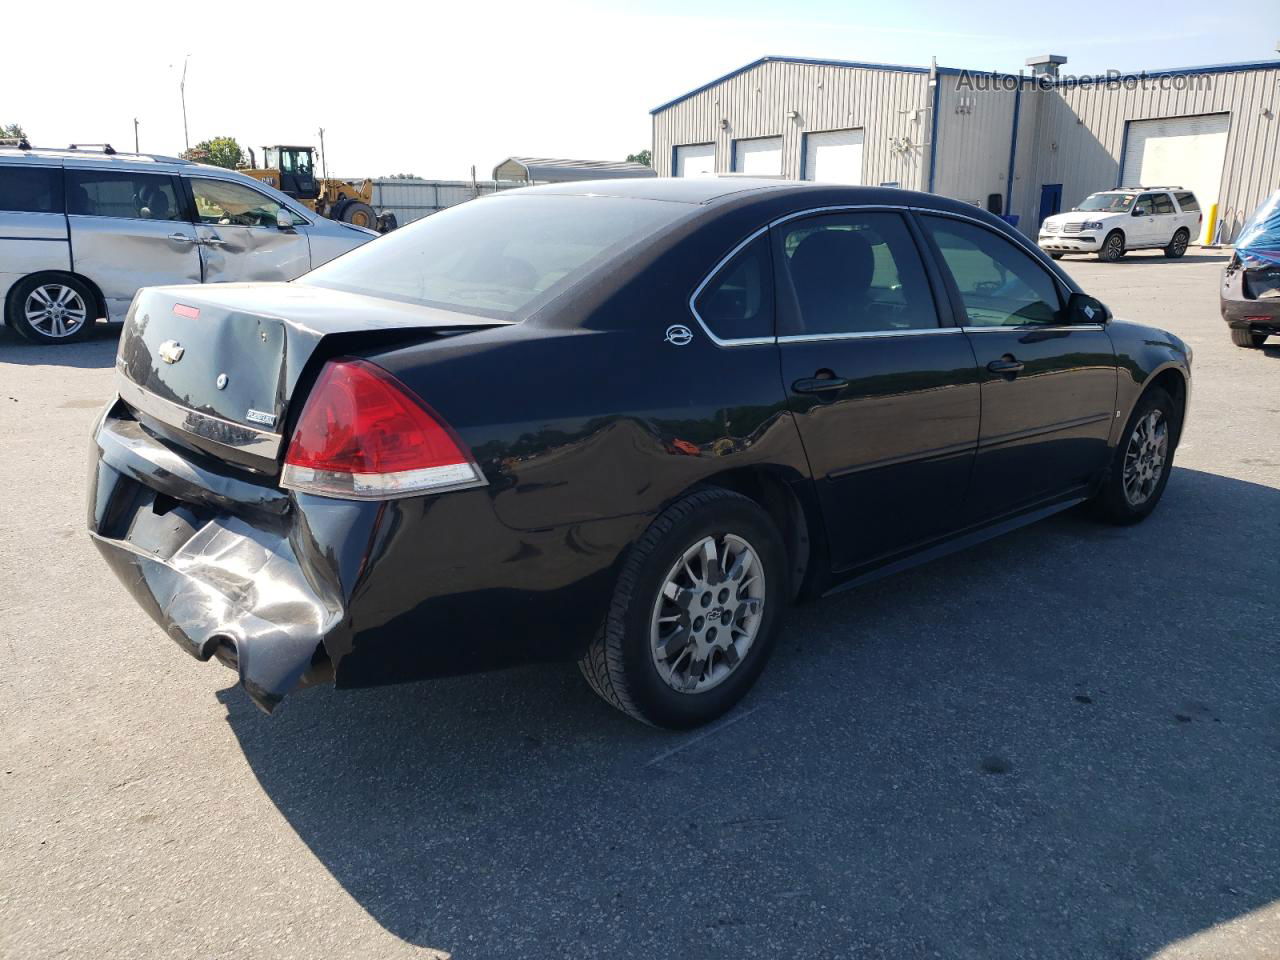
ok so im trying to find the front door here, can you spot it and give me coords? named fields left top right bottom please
left=917, top=214, right=1117, bottom=520
left=64, top=168, right=201, bottom=320
left=775, top=210, right=980, bottom=571
left=1129, top=192, right=1162, bottom=246
left=185, top=176, right=311, bottom=284
left=1038, top=184, right=1063, bottom=224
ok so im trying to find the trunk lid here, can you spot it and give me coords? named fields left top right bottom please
left=116, top=282, right=509, bottom=473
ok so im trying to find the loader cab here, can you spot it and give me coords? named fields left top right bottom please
left=263, top=146, right=318, bottom=201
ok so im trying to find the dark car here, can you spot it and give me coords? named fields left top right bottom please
left=88, top=178, right=1192, bottom=728
left=1221, top=189, right=1280, bottom=349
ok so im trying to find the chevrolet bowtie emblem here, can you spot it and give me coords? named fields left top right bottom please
left=158, top=340, right=185, bottom=364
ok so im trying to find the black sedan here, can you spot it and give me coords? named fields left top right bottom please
left=88, top=178, right=1192, bottom=728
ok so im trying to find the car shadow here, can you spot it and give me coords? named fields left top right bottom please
left=0, top=321, right=120, bottom=367
left=1061, top=252, right=1230, bottom=266
left=221, top=466, right=1280, bottom=959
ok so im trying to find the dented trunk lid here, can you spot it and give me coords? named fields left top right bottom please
left=115, top=282, right=509, bottom=473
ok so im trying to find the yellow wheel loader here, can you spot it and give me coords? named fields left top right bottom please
left=244, top=146, right=396, bottom=233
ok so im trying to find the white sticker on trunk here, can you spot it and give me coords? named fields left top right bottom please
left=246, top=409, right=277, bottom=427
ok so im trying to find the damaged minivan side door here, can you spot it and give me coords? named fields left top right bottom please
left=185, top=175, right=312, bottom=284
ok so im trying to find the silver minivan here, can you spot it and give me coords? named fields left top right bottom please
left=0, top=145, right=377, bottom=344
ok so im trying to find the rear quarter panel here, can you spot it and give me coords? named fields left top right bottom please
left=0, top=212, right=71, bottom=322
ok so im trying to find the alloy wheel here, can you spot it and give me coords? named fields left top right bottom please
left=1122, top=409, right=1168, bottom=506
left=25, top=284, right=88, bottom=339
left=649, top=533, right=766, bottom=694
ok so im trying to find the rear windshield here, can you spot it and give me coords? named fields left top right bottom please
left=1077, top=193, right=1135, bottom=213
left=301, top=194, right=686, bottom=319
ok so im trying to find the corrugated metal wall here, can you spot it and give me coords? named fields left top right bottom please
left=369, top=179, right=520, bottom=225
left=1018, top=67, right=1280, bottom=240
left=654, top=60, right=1280, bottom=242
left=652, top=61, right=932, bottom=188
left=933, top=77, right=1020, bottom=210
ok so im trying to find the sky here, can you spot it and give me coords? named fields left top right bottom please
left=5, top=0, right=1278, bottom=180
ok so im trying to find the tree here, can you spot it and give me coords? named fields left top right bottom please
left=1, top=123, right=27, bottom=140
left=626, top=149, right=652, bottom=167
left=181, top=136, right=245, bottom=169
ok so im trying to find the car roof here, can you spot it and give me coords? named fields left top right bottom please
left=1093, top=186, right=1192, bottom=194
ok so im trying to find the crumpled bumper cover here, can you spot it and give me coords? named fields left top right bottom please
left=91, top=515, right=340, bottom=712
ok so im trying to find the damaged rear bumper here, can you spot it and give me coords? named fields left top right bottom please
left=88, top=402, right=371, bottom=712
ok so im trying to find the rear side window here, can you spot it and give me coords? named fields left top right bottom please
left=0, top=166, right=64, bottom=214
left=1152, top=193, right=1175, bottom=215
left=693, top=233, right=773, bottom=341
left=776, top=211, right=939, bottom=336
left=1175, top=192, right=1199, bottom=212
left=67, top=170, right=184, bottom=222
left=921, top=215, right=1062, bottom=327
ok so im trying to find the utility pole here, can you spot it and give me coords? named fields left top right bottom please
left=179, top=55, right=190, bottom=151
left=317, top=127, right=328, bottom=181
left=133, top=118, right=140, bottom=154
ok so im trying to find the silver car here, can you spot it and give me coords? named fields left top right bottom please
left=0, top=144, right=377, bottom=344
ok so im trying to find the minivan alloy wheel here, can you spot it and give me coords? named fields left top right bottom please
left=25, top=284, right=88, bottom=339
left=1122, top=409, right=1168, bottom=506
left=650, top=533, right=766, bottom=694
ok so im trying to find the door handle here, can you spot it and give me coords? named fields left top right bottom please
left=792, top=376, right=849, bottom=394
left=200, top=237, right=227, bottom=246
left=987, top=356, right=1025, bottom=376
left=168, top=233, right=197, bottom=243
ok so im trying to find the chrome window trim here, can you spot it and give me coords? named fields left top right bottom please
left=115, top=372, right=283, bottom=459
left=960, top=324, right=1105, bottom=333
left=690, top=202, right=1080, bottom=348
left=777, top=327, right=962, bottom=344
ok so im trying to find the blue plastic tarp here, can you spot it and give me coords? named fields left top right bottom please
left=1234, top=190, right=1280, bottom=269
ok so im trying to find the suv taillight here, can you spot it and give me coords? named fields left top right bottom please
left=281, top=358, right=485, bottom=500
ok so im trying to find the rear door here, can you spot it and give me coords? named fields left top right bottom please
left=917, top=214, right=1117, bottom=521
left=65, top=167, right=201, bottom=320
left=185, top=176, right=311, bottom=283
left=774, top=209, right=981, bottom=571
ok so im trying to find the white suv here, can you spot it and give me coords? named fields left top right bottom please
left=1039, top=188, right=1202, bottom=262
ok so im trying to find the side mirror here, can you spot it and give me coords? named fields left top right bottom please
left=276, top=207, right=294, bottom=230
left=1133, top=205, right=1148, bottom=217
left=1064, top=291, right=1112, bottom=325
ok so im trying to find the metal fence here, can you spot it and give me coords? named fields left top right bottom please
left=368, top=179, right=523, bottom=225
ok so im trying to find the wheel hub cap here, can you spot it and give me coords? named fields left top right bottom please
left=25, top=284, right=88, bottom=339
left=1122, top=409, right=1168, bottom=506
left=650, top=533, right=766, bottom=694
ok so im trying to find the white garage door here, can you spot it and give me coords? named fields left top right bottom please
left=1122, top=114, right=1230, bottom=243
left=675, top=143, right=715, bottom=177
left=803, top=129, right=865, bottom=184
left=733, top=137, right=783, bottom=175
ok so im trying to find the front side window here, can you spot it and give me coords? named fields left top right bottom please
left=302, top=194, right=686, bottom=319
left=190, top=178, right=301, bottom=227
left=0, top=166, right=64, bottom=214
left=694, top=233, right=773, bottom=341
left=776, top=211, right=938, bottom=336
left=921, top=215, right=1062, bottom=327
left=1134, top=193, right=1159, bottom=216
left=66, top=170, right=183, bottom=222
left=1152, top=193, right=1175, bottom=215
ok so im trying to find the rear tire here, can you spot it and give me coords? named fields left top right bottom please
left=1097, top=230, right=1126, bottom=262
left=579, top=488, right=786, bottom=729
left=1049, top=253, right=1064, bottom=260
left=1230, top=328, right=1268, bottom=348
left=5, top=273, right=98, bottom=344
left=1164, top=228, right=1190, bottom=258
left=1092, top=386, right=1177, bottom=525
left=340, top=201, right=378, bottom=229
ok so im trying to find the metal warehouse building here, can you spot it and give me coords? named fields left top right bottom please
left=651, top=54, right=1280, bottom=243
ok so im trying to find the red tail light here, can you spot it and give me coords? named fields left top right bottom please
left=281, top=358, right=484, bottom=500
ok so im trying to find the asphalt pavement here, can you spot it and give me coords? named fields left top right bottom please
left=2, top=250, right=1278, bottom=959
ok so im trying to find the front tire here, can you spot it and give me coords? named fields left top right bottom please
left=1049, top=253, right=1064, bottom=260
left=1093, top=386, right=1177, bottom=525
left=1164, top=228, right=1190, bottom=258
left=5, top=273, right=98, bottom=344
left=1231, top=328, right=1268, bottom=348
left=579, top=488, right=786, bottom=728
left=340, top=201, right=378, bottom=229
left=1097, top=230, right=1126, bottom=263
